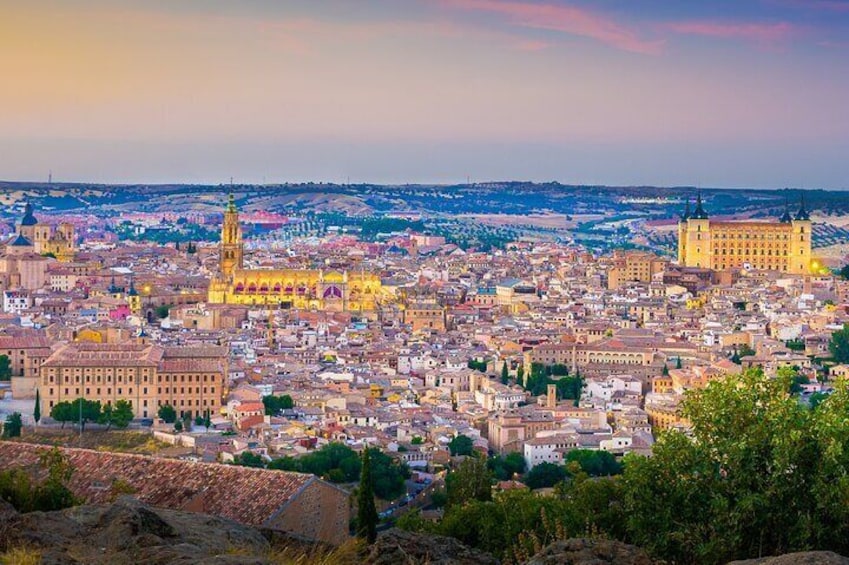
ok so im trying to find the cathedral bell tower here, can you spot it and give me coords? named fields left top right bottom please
left=220, top=193, right=243, bottom=278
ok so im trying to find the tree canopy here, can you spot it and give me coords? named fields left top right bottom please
left=400, top=368, right=849, bottom=564
left=2, top=412, right=22, bottom=438
left=262, top=394, right=294, bottom=416
left=448, top=434, right=474, bottom=456
left=829, top=323, right=849, bottom=363
left=157, top=404, right=177, bottom=423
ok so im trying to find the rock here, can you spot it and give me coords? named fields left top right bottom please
left=2, top=498, right=271, bottom=564
left=358, top=528, right=499, bottom=565
left=526, top=538, right=655, bottom=565
left=727, top=552, right=849, bottom=565
left=0, top=498, right=17, bottom=521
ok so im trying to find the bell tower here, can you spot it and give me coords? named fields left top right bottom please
left=220, top=193, right=243, bottom=278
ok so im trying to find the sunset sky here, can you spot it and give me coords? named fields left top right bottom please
left=2, top=0, right=848, bottom=188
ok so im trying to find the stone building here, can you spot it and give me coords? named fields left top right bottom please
left=14, top=202, right=76, bottom=261
left=39, top=343, right=227, bottom=419
left=677, top=193, right=812, bottom=274
left=207, top=195, right=385, bottom=311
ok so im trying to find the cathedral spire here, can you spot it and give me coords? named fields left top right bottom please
left=681, top=198, right=691, bottom=221
left=691, top=191, right=709, bottom=219
left=227, top=192, right=237, bottom=213
left=795, top=192, right=810, bottom=221
left=779, top=196, right=792, bottom=223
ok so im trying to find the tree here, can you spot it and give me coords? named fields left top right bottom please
left=262, top=394, right=294, bottom=416
left=367, top=448, right=410, bottom=500
left=523, top=462, right=567, bottom=489
left=158, top=404, right=177, bottom=423
left=203, top=408, right=212, bottom=429
left=233, top=452, right=265, bottom=468
left=155, top=304, right=171, bottom=319
left=662, top=364, right=670, bottom=376
left=621, top=367, right=849, bottom=564
left=501, top=362, right=509, bottom=385
left=0, top=448, right=77, bottom=512
left=516, top=364, right=524, bottom=384
left=675, top=356, right=683, bottom=369
left=449, top=434, right=474, bottom=456
left=103, top=400, right=134, bottom=429
left=0, top=354, right=11, bottom=381
left=2, top=412, right=22, bottom=438
left=564, top=449, right=622, bottom=477
left=173, top=420, right=183, bottom=432
left=839, top=264, right=849, bottom=280
left=357, top=448, right=379, bottom=544
left=411, top=436, right=424, bottom=445
left=50, top=399, right=100, bottom=431
left=829, top=323, right=849, bottom=363
left=489, top=452, right=526, bottom=480
left=33, top=388, right=41, bottom=425
left=446, top=457, right=491, bottom=507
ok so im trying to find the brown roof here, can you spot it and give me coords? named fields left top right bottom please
left=0, top=442, right=319, bottom=528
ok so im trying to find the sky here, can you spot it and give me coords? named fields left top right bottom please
left=2, top=0, right=849, bottom=189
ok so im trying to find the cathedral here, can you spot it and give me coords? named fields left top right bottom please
left=207, top=195, right=384, bottom=311
left=8, top=202, right=76, bottom=262
left=677, top=194, right=812, bottom=274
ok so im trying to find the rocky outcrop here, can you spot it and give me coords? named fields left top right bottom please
left=526, top=538, right=655, bottom=565
left=2, top=497, right=272, bottom=564
left=728, top=552, right=849, bottom=565
left=355, top=529, right=499, bottom=565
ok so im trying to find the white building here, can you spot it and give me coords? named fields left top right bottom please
left=2, top=290, right=30, bottom=314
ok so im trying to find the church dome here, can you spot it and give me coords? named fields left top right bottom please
left=20, top=202, right=37, bottom=226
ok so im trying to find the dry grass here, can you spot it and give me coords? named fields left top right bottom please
left=0, top=547, right=42, bottom=565
left=265, top=539, right=363, bottom=565
left=9, top=430, right=169, bottom=455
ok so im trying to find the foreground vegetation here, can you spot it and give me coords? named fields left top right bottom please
left=401, top=368, right=849, bottom=564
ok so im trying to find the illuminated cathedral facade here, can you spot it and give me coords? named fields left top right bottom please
left=678, top=193, right=812, bottom=275
left=207, top=195, right=384, bottom=311
left=9, top=202, right=76, bottom=262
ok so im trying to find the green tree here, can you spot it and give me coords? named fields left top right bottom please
left=50, top=399, right=100, bottom=431
left=489, top=452, right=526, bottom=480
left=0, top=354, right=11, bottom=381
left=448, top=434, right=474, bottom=456
left=33, top=388, right=41, bottom=425
left=262, top=394, right=294, bottom=416
left=411, top=436, right=424, bottom=445
left=357, top=448, right=379, bottom=544
left=446, top=457, right=491, bottom=507
left=233, top=452, right=265, bottom=468
left=203, top=408, right=212, bottom=429
left=155, top=304, right=171, bottom=319
left=501, top=361, right=509, bottom=385
left=621, top=367, right=849, bottom=564
left=662, top=363, right=670, bottom=376
left=105, top=400, right=134, bottom=429
left=2, top=412, right=23, bottom=438
left=516, top=364, right=524, bottom=384
left=829, top=323, right=849, bottom=363
left=367, top=448, right=410, bottom=500
left=839, top=264, right=849, bottom=280
left=564, top=449, right=622, bottom=477
left=523, top=462, right=567, bottom=489
left=158, top=404, right=177, bottom=423
left=675, top=356, right=683, bottom=369
left=0, top=448, right=78, bottom=512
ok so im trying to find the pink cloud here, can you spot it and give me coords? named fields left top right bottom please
left=664, top=21, right=796, bottom=44
left=439, top=0, right=663, bottom=55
